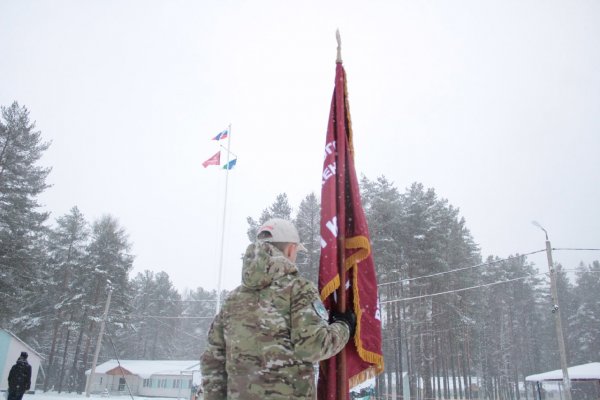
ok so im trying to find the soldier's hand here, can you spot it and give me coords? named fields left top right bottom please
left=330, top=309, right=356, bottom=338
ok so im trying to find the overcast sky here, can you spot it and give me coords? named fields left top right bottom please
left=1, top=0, right=599, bottom=293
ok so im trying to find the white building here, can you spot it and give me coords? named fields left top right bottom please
left=0, top=329, right=43, bottom=394
left=526, top=362, right=600, bottom=400
left=85, top=360, right=200, bottom=398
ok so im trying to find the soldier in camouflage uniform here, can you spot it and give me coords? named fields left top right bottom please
left=201, top=218, right=356, bottom=400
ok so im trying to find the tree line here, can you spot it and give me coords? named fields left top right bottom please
left=1, top=102, right=598, bottom=399
left=0, top=103, right=216, bottom=392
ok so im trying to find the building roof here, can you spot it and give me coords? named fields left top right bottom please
left=0, top=329, right=44, bottom=360
left=85, top=360, right=200, bottom=379
left=525, top=362, right=600, bottom=382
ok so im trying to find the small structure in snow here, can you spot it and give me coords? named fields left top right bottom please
left=525, top=362, right=600, bottom=400
left=0, top=329, right=43, bottom=394
left=85, top=359, right=200, bottom=398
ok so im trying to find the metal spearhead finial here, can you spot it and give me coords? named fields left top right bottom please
left=336, top=28, right=342, bottom=63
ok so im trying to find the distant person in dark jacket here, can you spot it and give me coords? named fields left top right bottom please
left=7, top=352, right=32, bottom=400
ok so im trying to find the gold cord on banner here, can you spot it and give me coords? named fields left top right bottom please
left=320, top=235, right=385, bottom=388
left=347, top=236, right=385, bottom=387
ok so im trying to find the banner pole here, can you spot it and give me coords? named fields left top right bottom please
left=335, top=28, right=348, bottom=400
left=215, top=123, right=232, bottom=315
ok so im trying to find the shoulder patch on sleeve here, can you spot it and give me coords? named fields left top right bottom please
left=312, top=300, right=329, bottom=321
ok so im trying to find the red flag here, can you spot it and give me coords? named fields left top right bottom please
left=202, top=151, right=221, bottom=168
left=317, top=62, right=384, bottom=399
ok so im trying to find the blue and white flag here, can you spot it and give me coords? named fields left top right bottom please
left=222, top=158, right=237, bottom=170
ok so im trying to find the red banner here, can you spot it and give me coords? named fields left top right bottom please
left=317, top=62, right=384, bottom=399
left=202, top=151, right=221, bottom=168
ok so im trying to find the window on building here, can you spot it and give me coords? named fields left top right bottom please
left=158, top=379, right=167, bottom=388
left=187, top=380, right=192, bottom=389
left=172, top=379, right=180, bottom=388
left=143, top=379, right=152, bottom=388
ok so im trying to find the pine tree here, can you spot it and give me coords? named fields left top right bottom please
left=69, top=215, right=133, bottom=392
left=360, top=176, right=403, bottom=284
left=360, top=176, right=404, bottom=397
left=396, top=183, right=455, bottom=400
left=360, top=179, right=482, bottom=400
left=472, top=255, right=546, bottom=399
left=42, top=206, right=89, bottom=391
left=120, top=271, right=182, bottom=359
left=294, top=193, right=321, bottom=283
left=0, top=102, right=51, bottom=327
left=176, top=287, right=219, bottom=359
left=246, top=193, right=293, bottom=241
left=569, top=261, right=600, bottom=363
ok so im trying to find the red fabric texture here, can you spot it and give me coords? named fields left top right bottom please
left=202, top=151, right=221, bottom=168
left=317, top=63, right=384, bottom=400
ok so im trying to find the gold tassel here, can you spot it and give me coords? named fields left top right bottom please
left=320, top=275, right=340, bottom=302
left=345, top=235, right=371, bottom=270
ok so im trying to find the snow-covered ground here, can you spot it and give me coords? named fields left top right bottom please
left=22, top=392, right=187, bottom=400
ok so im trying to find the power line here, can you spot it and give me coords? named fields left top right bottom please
left=132, top=299, right=218, bottom=303
left=378, top=249, right=546, bottom=288
left=561, top=269, right=600, bottom=274
left=553, top=247, right=600, bottom=251
left=122, top=270, right=600, bottom=319
left=380, top=272, right=547, bottom=305
left=125, top=314, right=215, bottom=320
left=144, top=315, right=206, bottom=340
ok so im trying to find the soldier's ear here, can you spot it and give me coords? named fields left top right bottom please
left=284, top=243, right=298, bottom=262
left=283, top=243, right=292, bottom=259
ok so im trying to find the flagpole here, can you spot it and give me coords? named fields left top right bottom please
left=335, top=29, right=349, bottom=400
left=215, top=123, right=232, bottom=315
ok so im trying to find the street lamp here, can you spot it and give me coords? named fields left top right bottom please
left=531, top=221, right=572, bottom=400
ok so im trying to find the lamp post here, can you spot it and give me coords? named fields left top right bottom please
left=532, top=221, right=572, bottom=400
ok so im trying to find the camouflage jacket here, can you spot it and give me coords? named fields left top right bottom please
left=201, top=241, right=349, bottom=400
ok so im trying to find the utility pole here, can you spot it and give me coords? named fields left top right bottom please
left=85, top=288, right=113, bottom=397
left=532, top=222, right=572, bottom=400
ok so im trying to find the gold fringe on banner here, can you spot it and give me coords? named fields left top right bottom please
left=319, top=233, right=385, bottom=387
left=348, top=235, right=385, bottom=388
left=345, top=235, right=370, bottom=270
left=320, top=274, right=340, bottom=302
left=321, top=235, right=370, bottom=301
left=349, top=365, right=384, bottom=389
